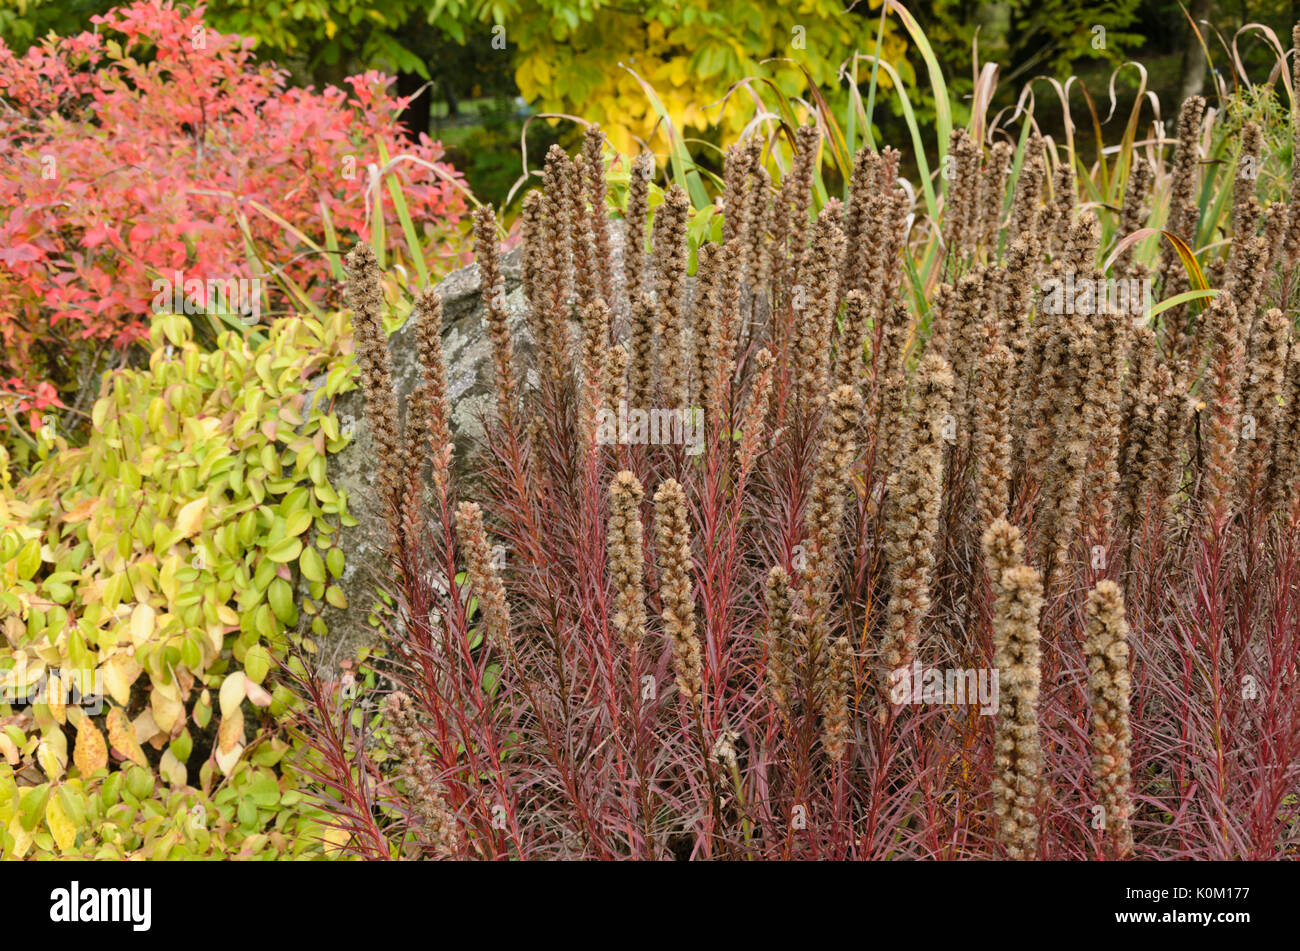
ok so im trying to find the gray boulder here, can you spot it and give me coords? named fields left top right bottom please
left=308, top=247, right=527, bottom=659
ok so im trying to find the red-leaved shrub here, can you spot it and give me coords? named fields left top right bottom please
left=0, top=0, right=468, bottom=400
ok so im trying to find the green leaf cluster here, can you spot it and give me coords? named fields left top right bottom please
left=0, top=310, right=359, bottom=858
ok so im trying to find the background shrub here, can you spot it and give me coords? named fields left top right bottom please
left=0, top=0, right=469, bottom=404
left=0, top=308, right=359, bottom=858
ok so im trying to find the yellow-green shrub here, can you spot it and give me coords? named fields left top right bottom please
left=0, top=311, right=359, bottom=858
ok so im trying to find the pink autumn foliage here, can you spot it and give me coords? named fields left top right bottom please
left=0, top=0, right=468, bottom=399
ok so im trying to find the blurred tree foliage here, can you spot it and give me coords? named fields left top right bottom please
left=0, top=0, right=107, bottom=46
left=415, top=0, right=910, bottom=154
left=10, top=0, right=1300, bottom=205
left=915, top=0, right=1144, bottom=96
left=8, top=1, right=1300, bottom=118
left=1, top=0, right=428, bottom=82
left=192, top=0, right=428, bottom=81
left=1, top=0, right=909, bottom=155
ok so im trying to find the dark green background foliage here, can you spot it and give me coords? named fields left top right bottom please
left=6, top=0, right=1299, bottom=206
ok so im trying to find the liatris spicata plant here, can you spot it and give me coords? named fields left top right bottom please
left=1083, top=580, right=1135, bottom=859
left=880, top=354, right=953, bottom=676
left=984, top=519, right=1044, bottom=861
left=653, top=478, right=704, bottom=706
left=302, top=60, right=1300, bottom=859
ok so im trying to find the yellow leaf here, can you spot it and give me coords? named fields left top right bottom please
left=16, top=653, right=46, bottom=687
left=244, top=680, right=272, bottom=708
left=217, top=709, right=244, bottom=755
left=175, top=496, right=208, bottom=539
left=37, top=734, right=66, bottom=781
left=106, top=706, right=148, bottom=768
left=132, top=708, right=160, bottom=744
left=150, top=688, right=184, bottom=736
left=6, top=815, right=32, bottom=858
left=159, top=749, right=187, bottom=787
left=284, top=509, right=312, bottom=537
left=100, top=654, right=140, bottom=707
left=0, top=733, right=18, bottom=766
left=130, top=603, right=155, bottom=647
left=219, top=671, right=246, bottom=718
left=320, top=824, right=350, bottom=855
left=151, top=669, right=180, bottom=702
left=45, top=791, right=77, bottom=853
left=1159, top=230, right=1209, bottom=291
left=215, top=711, right=244, bottom=774
left=62, top=496, right=99, bottom=524
left=214, top=741, right=242, bottom=775
left=46, top=671, right=66, bottom=725
left=160, top=554, right=180, bottom=601
left=73, top=719, right=108, bottom=776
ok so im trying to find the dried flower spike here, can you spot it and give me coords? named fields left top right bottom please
left=607, top=471, right=648, bottom=653
left=1083, top=580, right=1135, bottom=859
left=653, top=478, right=703, bottom=705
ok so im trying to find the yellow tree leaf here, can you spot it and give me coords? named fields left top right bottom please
left=106, top=706, right=148, bottom=768
left=130, top=603, right=155, bottom=647
left=175, top=496, right=208, bottom=538
left=217, top=710, right=244, bottom=755
left=45, top=791, right=77, bottom=853
left=215, top=741, right=243, bottom=775
left=0, top=733, right=19, bottom=765
left=219, top=672, right=246, bottom=718
left=6, top=815, right=33, bottom=858
left=150, top=688, right=184, bottom=736
left=244, top=680, right=272, bottom=708
left=46, top=671, right=66, bottom=725
left=36, top=733, right=66, bottom=781
left=132, top=709, right=161, bottom=744
left=159, top=749, right=187, bottom=787
left=73, top=719, right=108, bottom=776
left=100, top=654, right=141, bottom=707
left=320, top=824, right=350, bottom=855
left=62, top=496, right=99, bottom=524
left=284, top=509, right=312, bottom=537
